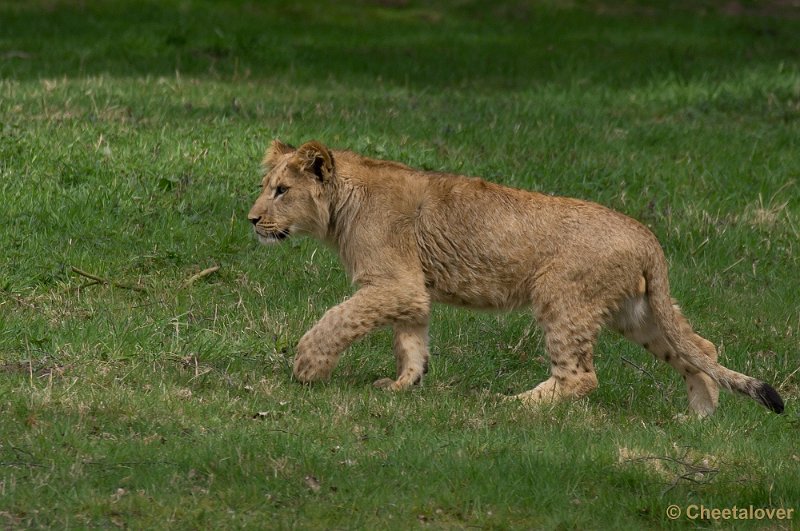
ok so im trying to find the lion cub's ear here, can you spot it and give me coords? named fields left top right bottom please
left=296, top=141, right=335, bottom=182
left=262, top=139, right=295, bottom=169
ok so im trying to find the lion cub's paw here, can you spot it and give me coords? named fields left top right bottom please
left=498, top=384, right=561, bottom=406
left=514, top=387, right=560, bottom=406
left=372, top=377, right=419, bottom=391
left=292, top=355, right=333, bottom=383
left=496, top=393, right=549, bottom=407
left=373, top=378, right=396, bottom=389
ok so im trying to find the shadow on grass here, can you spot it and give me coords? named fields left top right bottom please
left=2, top=0, right=798, bottom=90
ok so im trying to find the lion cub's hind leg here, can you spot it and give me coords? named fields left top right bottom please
left=515, top=308, right=601, bottom=406
left=374, top=323, right=430, bottom=391
left=683, top=335, right=720, bottom=416
left=612, top=284, right=719, bottom=417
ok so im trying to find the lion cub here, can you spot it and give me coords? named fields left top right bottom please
left=248, top=139, right=783, bottom=416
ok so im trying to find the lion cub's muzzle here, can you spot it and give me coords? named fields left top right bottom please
left=254, top=227, right=290, bottom=245
left=250, top=217, right=290, bottom=245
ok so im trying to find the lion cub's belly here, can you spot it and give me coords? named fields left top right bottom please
left=419, top=249, right=534, bottom=310
left=428, top=284, right=532, bottom=310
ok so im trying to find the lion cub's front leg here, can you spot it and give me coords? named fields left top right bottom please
left=373, top=323, right=429, bottom=390
left=293, top=284, right=429, bottom=384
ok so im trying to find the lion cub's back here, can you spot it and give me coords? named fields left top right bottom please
left=412, top=173, right=656, bottom=309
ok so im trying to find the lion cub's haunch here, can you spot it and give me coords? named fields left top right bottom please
left=248, top=139, right=784, bottom=416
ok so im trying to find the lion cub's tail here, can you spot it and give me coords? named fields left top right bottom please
left=644, top=252, right=784, bottom=414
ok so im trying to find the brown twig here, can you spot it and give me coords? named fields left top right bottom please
left=181, top=265, right=220, bottom=288
left=621, top=355, right=664, bottom=399
left=0, top=291, right=37, bottom=309
left=70, top=266, right=146, bottom=292
left=61, top=279, right=101, bottom=293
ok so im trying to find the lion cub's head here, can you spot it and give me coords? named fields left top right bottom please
left=248, top=140, right=335, bottom=245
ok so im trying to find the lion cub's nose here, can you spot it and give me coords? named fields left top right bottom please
left=249, top=215, right=261, bottom=225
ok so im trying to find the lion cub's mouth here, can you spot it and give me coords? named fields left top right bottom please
left=255, top=228, right=290, bottom=245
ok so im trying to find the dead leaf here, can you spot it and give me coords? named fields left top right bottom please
left=2, top=51, right=32, bottom=59
left=252, top=411, right=285, bottom=421
left=175, top=388, right=192, bottom=400
left=0, top=512, right=22, bottom=525
left=142, top=433, right=165, bottom=445
left=304, top=475, right=321, bottom=493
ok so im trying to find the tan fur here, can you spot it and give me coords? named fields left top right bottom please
left=248, top=140, right=784, bottom=416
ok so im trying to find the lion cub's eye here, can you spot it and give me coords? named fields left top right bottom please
left=275, top=185, right=288, bottom=197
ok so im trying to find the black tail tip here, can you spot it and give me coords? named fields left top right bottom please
left=757, top=383, right=784, bottom=414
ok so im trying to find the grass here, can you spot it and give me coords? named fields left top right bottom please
left=1, top=0, right=799, bottom=528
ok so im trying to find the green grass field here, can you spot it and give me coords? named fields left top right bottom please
left=1, top=1, right=799, bottom=528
